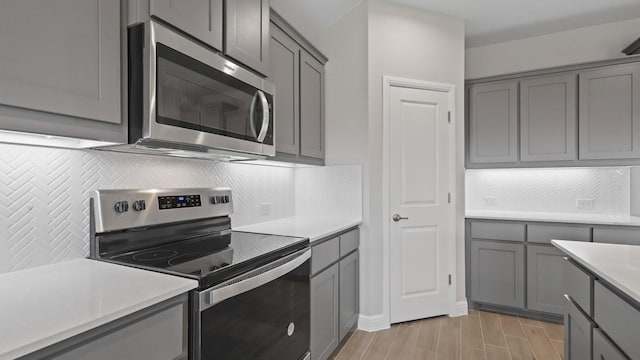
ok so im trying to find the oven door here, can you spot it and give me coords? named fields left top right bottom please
left=193, top=249, right=311, bottom=360
left=143, top=21, right=275, bottom=156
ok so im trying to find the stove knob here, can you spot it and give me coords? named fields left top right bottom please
left=133, top=200, right=146, bottom=212
left=114, top=201, right=129, bottom=213
left=211, top=196, right=219, bottom=205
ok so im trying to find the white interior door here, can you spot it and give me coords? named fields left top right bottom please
left=389, top=85, right=452, bottom=324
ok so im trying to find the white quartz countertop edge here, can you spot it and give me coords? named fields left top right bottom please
left=551, top=240, right=640, bottom=305
left=466, top=211, right=640, bottom=227
left=0, top=259, right=198, bottom=360
left=234, top=217, right=362, bottom=242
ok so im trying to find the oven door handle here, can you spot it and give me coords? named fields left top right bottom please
left=200, top=248, right=311, bottom=311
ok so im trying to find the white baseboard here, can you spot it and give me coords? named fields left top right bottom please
left=449, top=300, right=469, bottom=317
left=358, top=314, right=390, bottom=332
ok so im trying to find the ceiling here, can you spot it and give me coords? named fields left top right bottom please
left=270, top=0, right=640, bottom=48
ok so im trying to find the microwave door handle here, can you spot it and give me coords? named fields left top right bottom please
left=249, top=91, right=259, bottom=137
left=200, top=249, right=311, bottom=311
left=256, top=90, right=270, bottom=143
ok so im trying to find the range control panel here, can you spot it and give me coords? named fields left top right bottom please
left=93, top=188, right=233, bottom=233
left=158, top=195, right=202, bottom=210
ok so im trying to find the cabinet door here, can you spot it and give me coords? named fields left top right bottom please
left=339, top=251, right=359, bottom=341
left=269, top=24, right=300, bottom=156
left=579, top=64, right=640, bottom=160
left=300, top=51, right=325, bottom=159
left=564, top=296, right=593, bottom=360
left=593, top=328, right=629, bottom=360
left=520, top=74, right=577, bottom=162
left=311, top=263, right=339, bottom=360
left=470, top=240, right=525, bottom=308
left=527, top=245, right=565, bottom=314
left=0, top=0, right=121, bottom=124
left=151, top=0, right=223, bottom=50
left=224, top=0, right=270, bottom=75
left=468, top=81, right=518, bottom=163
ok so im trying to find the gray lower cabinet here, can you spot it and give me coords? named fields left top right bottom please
left=150, top=0, right=223, bottom=50
left=299, top=50, right=325, bottom=160
left=224, top=0, right=270, bottom=75
left=468, top=81, right=518, bottom=164
left=527, top=245, right=565, bottom=314
left=520, top=74, right=577, bottom=162
left=593, top=328, right=629, bottom=360
left=579, top=63, right=640, bottom=160
left=20, top=294, right=188, bottom=360
left=0, top=0, right=124, bottom=142
left=594, top=281, right=640, bottom=360
left=311, top=263, right=340, bottom=360
left=564, top=295, right=593, bottom=360
left=593, top=227, right=640, bottom=245
left=470, top=240, right=525, bottom=308
left=339, top=251, right=359, bottom=341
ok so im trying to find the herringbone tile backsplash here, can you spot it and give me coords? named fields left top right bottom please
left=0, top=144, right=299, bottom=273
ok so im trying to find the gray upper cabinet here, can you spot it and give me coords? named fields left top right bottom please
left=311, top=263, right=339, bottom=360
left=520, top=74, right=577, bottom=162
left=468, top=81, right=518, bottom=164
left=0, top=0, right=121, bottom=125
left=224, top=0, right=270, bottom=75
left=339, top=251, right=359, bottom=341
left=270, top=24, right=300, bottom=156
left=579, top=63, right=640, bottom=160
left=300, top=50, right=326, bottom=159
left=527, top=245, right=565, bottom=315
left=150, top=0, right=223, bottom=50
left=470, top=240, right=525, bottom=308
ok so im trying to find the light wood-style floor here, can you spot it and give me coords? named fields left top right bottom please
left=330, top=310, right=564, bottom=360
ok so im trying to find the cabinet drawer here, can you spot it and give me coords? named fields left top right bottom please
left=594, top=281, right=640, bottom=360
left=564, top=257, right=593, bottom=316
left=593, top=228, right=640, bottom=245
left=311, top=237, right=340, bottom=276
left=593, top=328, right=629, bottom=360
left=339, top=229, right=359, bottom=257
left=470, top=221, right=525, bottom=242
left=528, top=224, right=590, bottom=244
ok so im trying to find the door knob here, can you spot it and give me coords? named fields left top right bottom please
left=392, top=214, right=408, bottom=222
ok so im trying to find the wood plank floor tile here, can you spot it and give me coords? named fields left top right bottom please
left=387, top=324, right=420, bottom=359
left=436, top=316, right=461, bottom=360
left=518, top=316, right=543, bottom=327
left=335, top=330, right=375, bottom=360
left=541, top=322, right=564, bottom=341
left=550, top=339, right=564, bottom=360
left=411, top=317, right=440, bottom=360
left=479, top=312, right=507, bottom=347
left=506, top=335, right=535, bottom=360
left=499, top=314, right=525, bottom=338
left=461, top=346, right=486, bottom=360
left=523, top=325, right=561, bottom=360
left=485, top=344, right=510, bottom=360
left=362, top=326, right=399, bottom=360
left=461, top=313, right=484, bottom=350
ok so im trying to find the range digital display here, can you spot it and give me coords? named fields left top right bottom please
left=158, top=195, right=202, bottom=210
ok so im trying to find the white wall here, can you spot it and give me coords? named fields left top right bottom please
left=466, top=17, right=640, bottom=79
left=316, top=0, right=466, bottom=324
left=466, top=168, right=630, bottom=216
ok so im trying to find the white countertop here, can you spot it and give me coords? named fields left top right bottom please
left=234, top=216, right=362, bottom=242
left=466, top=210, right=640, bottom=226
left=552, top=240, right=640, bottom=305
left=0, top=259, right=197, bottom=360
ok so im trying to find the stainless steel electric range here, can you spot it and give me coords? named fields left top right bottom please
left=89, top=188, right=311, bottom=360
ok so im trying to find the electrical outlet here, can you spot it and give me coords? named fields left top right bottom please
left=483, top=197, right=497, bottom=206
left=260, top=203, right=271, bottom=216
left=576, top=199, right=594, bottom=209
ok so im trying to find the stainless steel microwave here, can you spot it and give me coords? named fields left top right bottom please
left=118, top=20, right=275, bottom=160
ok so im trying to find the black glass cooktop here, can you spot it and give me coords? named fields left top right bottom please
left=106, top=231, right=308, bottom=289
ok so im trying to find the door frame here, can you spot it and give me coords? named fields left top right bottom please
left=381, top=76, right=457, bottom=326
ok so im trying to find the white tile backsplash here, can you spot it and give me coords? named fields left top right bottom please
left=295, top=165, right=362, bottom=219
left=466, top=167, right=630, bottom=216
left=0, top=144, right=295, bottom=273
